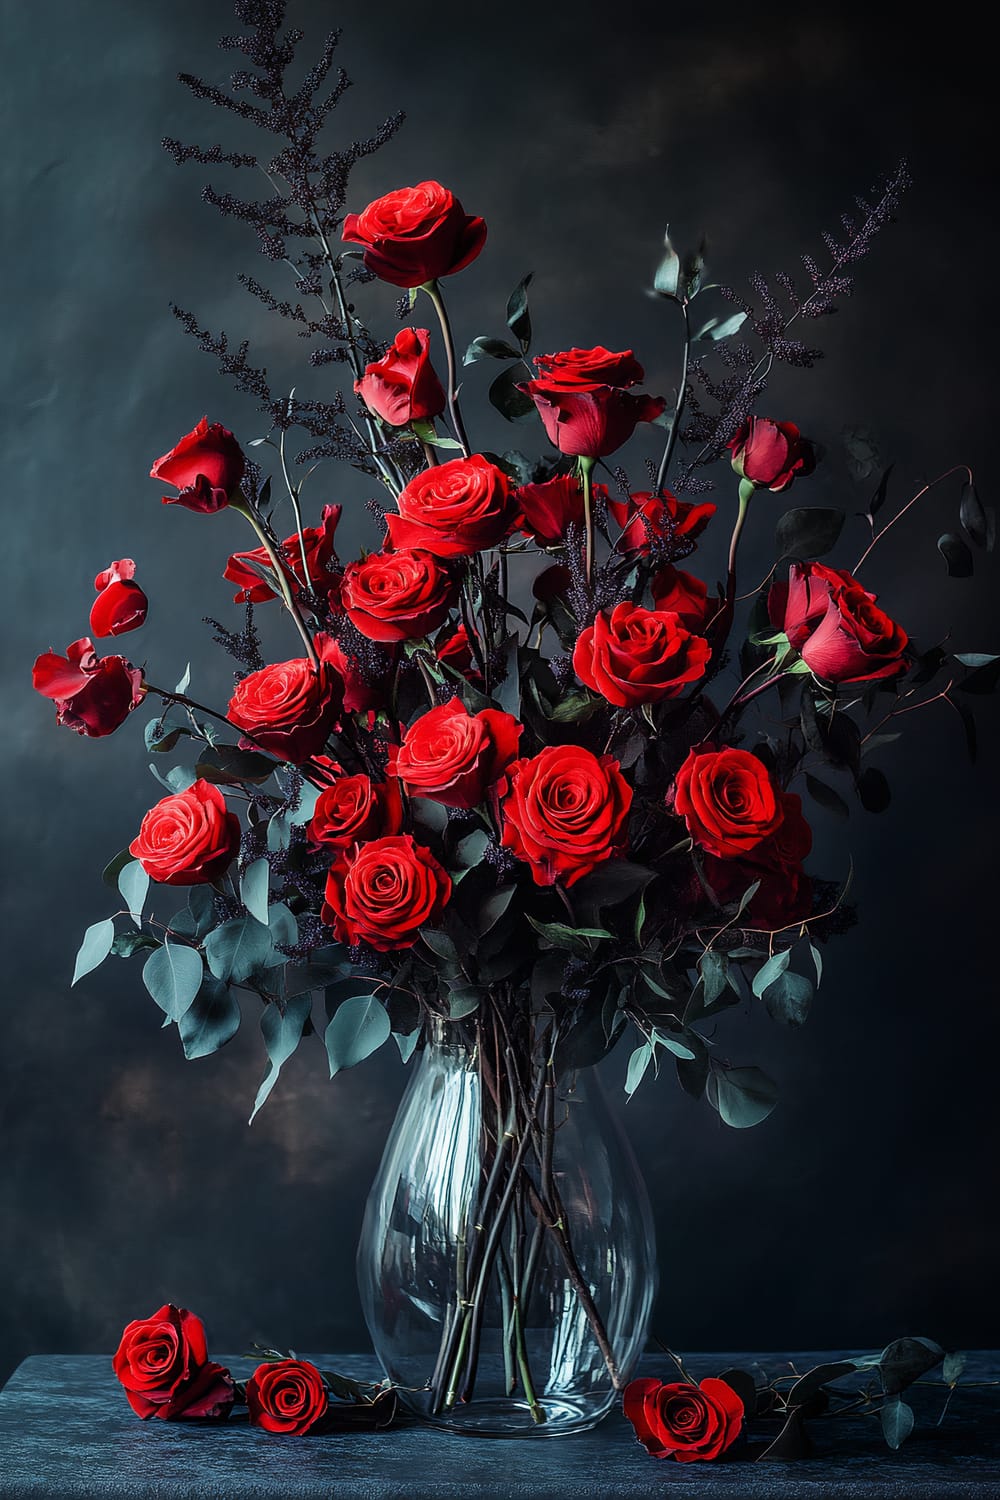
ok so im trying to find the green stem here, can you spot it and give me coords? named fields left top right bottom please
left=578, top=455, right=597, bottom=585
left=655, top=299, right=690, bottom=495
left=278, top=423, right=313, bottom=587
left=423, top=281, right=471, bottom=458
left=230, top=500, right=319, bottom=669
left=513, top=1297, right=546, bottom=1424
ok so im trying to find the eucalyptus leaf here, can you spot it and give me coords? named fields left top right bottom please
left=937, top=531, right=974, bottom=578
left=505, top=273, right=533, bottom=347
left=476, top=886, right=516, bottom=937
left=112, top=931, right=161, bottom=958
left=241, top=858, right=271, bottom=926
left=707, top=1065, right=778, bottom=1129
left=393, top=1030, right=420, bottom=1064
left=196, top=745, right=277, bottom=786
left=775, top=507, right=845, bottom=560
left=625, top=1043, right=652, bottom=1097
left=858, top=766, right=891, bottom=813
left=805, top=773, right=850, bottom=820
left=267, top=813, right=292, bottom=853
left=118, top=861, right=149, bottom=923
left=205, top=916, right=273, bottom=984
left=142, top=940, right=203, bottom=1022
left=693, top=311, right=747, bottom=342
left=325, top=994, right=391, bottom=1077
left=102, top=848, right=134, bottom=888
left=174, top=663, right=191, bottom=696
left=72, top=918, right=116, bottom=985
left=959, top=481, right=989, bottom=549
left=250, top=993, right=313, bottom=1124
left=178, top=976, right=241, bottom=1060
left=287, top=782, right=322, bottom=826
left=752, top=948, right=791, bottom=999
left=880, top=1396, right=914, bottom=1450
left=762, top=969, right=813, bottom=1027
left=464, top=335, right=520, bottom=365
left=489, top=363, right=535, bottom=424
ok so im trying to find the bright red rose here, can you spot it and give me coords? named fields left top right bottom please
left=769, top=562, right=908, bottom=684
left=672, top=744, right=784, bottom=859
left=500, top=745, right=632, bottom=887
left=246, top=1360, right=328, bottom=1436
left=89, top=559, right=148, bottom=637
left=532, top=346, right=646, bottom=389
left=623, top=1377, right=743, bottom=1463
left=32, top=637, right=144, bottom=738
left=112, top=1304, right=234, bottom=1422
left=608, top=491, right=716, bottom=556
left=389, top=697, right=522, bottom=809
left=524, top=383, right=665, bottom=460
left=227, top=658, right=341, bottom=764
left=342, top=180, right=487, bottom=289
left=650, top=565, right=710, bottom=631
left=151, top=417, right=245, bottom=514
left=514, top=475, right=608, bottom=547
left=322, top=834, right=451, bottom=951
left=307, top=773, right=403, bottom=849
left=728, top=417, right=815, bottom=492
left=355, top=328, right=446, bottom=427
left=129, top=778, right=241, bottom=886
left=574, top=603, right=711, bottom=708
left=224, top=505, right=342, bottom=604
left=341, top=549, right=455, bottom=643
left=315, top=632, right=390, bottom=713
left=385, top=455, right=513, bottom=557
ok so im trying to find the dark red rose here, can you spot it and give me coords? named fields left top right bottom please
left=385, top=455, right=513, bottom=557
left=33, top=636, right=144, bottom=738
left=728, top=417, right=815, bottom=492
left=224, top=505, right=342, bottom=604
left=701, top=791, right=814, bottom=930
left=315, top=632, right=392, bottom=713
left=532, top=563, right=572, bottom=604
left=112, top=1304, right=234, bottom=1422
left=246, top=1360, right=329, bottom=1436
left=342, top=180, right=487, bottom=289
left=608, top=491, right=716, bottom=556
left=500, top=745, right=632, bottom=888
left=129, top=778, right=241, bottom=886
left=356, top=328, right=446, bottom=427
left=435, top=623, right=483, bottom=686
left=322, top=834, right=451, bottom=951
left=514, top=475, right=608, bottom=547
left=389, top=696, right=522, bottom=809
left=672, top=744, right=784, bottom=859
left=650, top=565, right=710, bottom=631
left=532, top=346, right=646, bottom=389
left=769, top=562, right=908, bottom=684
left=227, top=658, right=341, bottom=764
left=623, top=1377, right=743, bottom=1463
left=151, top=417, right=245, bottom=514
left=89, top=559, right=148, bottom=637
left=524, top=383, right=665, bottom=460
left=307, top=772, right=403, bottom=849
left=573, top=603, right=711, bottom=708
left=341, top=548, right=455, bottom=643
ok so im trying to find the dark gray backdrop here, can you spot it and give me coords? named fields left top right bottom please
left=2, top=0, right=998, bottom=1388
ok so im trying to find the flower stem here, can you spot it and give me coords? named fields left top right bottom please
left=423, top=281, right=471, bottom=458
left=655, top=298, right=690, bottom=496
left=230, top=500, right=319, bottom=669
left=578, top=456, right=597, bottom=584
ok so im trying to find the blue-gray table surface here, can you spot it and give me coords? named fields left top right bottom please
left=0, top=1352, right=998, bottom=1498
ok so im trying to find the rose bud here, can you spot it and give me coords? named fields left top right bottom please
left=768, top=561, right=908, bottom=684
left=671, top=744, right=785, bottom=860
left=246, top=1359, right=329, bottom=1436
left=520, top=346, right=666, bottom=460
left=389, top=697, right=522, bottom=809
left=129, top=779, right=241, bottom=886
left=32, top=637, right=144, bottom=738
left=727, top=417, right=815, bottom=493
left=356, top=328, right=446, bottom=427
left=113, top=1303, right=234, bottom=1422
left=341, top=549, right=456, bottom=644
left=322, top=834, right=451, bottom=951
left=650, top=564, right=710, bottom=631
left=500, top=744, right=632, bottom=888
left=573, top=602, right=711, bottom=708
left=89, top=559, right=148, bottom=637
left=623, top=1376, right=743, bottom=1462
left=435, top=623, right=482, bottom=686
left=307, top=772, right=404, bottom=849
left=385, top=455, right=514, bottom=557
left=342, top=180, right=487, bottom=289
left=228, top=657, right=342, bottom=765
left=151, top=417, right=246, bottom=514
left=224, top=505, right=341, bottom=604
left=608, top=491, right=716, bottom=557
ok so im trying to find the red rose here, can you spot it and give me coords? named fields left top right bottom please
left=32, top=637, right=144, bottom=738
left=514, top=475, right=606, bottom=547
left=385, top=455, right=513, bottom=557
left=322, top=834, right=451, bottom=951
left=341, top=549, right=455, bottom=643
left=342, top=180, right=487, bottom=289
left=113, top=1303, right=234, bottom=1422
left=672, top=744, right=784, bottom=859
left=532, top=346, right=646, bottom=388
left=524, top=383, right=665, bottom=460
left=224, top=505, right=341, bottom=604
left=650, top=565, right=710, bottom=631
left=246, top=1360, right=329, bottom=1436
left=728, top=417, right=815, bottom=492
left=532, top=563, right=572, bottom=604
left=151, top=417, right=245, bottom=514
left=623, top=1377, right=743, bottom=1463
left=316, top=633, right=391, bottom=713
left=500, top=745, right=632, bottom=887
left=701, top=792, right=814, bottom=929
left=435, top=623, right=483, bottom=686
left=89, top=559, right=148, bottom=637
left=389, top=696, right=522, bottom=808
left=608, top=491, right=716, bottom=556
left=307, top=772, right=403, bottom=849
left=129, top=778, right=241, bottom=886
left=355, top=328, right=446, bottom=427
left=573, top=603, right=711, bottom=708
left=228, top=658, right=341, bottom=764
left=769, top=562, right=908, bottom=684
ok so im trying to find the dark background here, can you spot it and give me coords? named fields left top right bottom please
left=2, top=0, right=998, bottom=1389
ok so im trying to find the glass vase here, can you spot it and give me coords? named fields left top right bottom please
left=357, top=1013, right=657, bottom=1436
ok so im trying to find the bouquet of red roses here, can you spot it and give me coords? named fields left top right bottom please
left=32, top=0, right=993, bottom=1434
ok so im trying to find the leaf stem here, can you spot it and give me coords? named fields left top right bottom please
left=853, top=464, right=973, bottom=573
left=655, top=299, right=690, bottom=495
left=423, top=281, right=471, bottom=458
left=230, top=500, right=319, bottom=669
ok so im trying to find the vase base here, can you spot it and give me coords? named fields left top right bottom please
left=410, top=1395, right=612, bottom=1438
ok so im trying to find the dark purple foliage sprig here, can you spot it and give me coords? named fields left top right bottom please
left=674, top=159, right=911, bottom=492
left=164, top=0, right=405, bottom=474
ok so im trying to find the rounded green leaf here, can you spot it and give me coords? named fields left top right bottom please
left=205, top=916, right=273, bottom=984
left=72, top=918, right=116, bottom=986
left=142, top=940, right=204, bottom=1022
left=178, top=977, right=241, bottom=1060
left=325, top=994, right=391, bottom=1078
